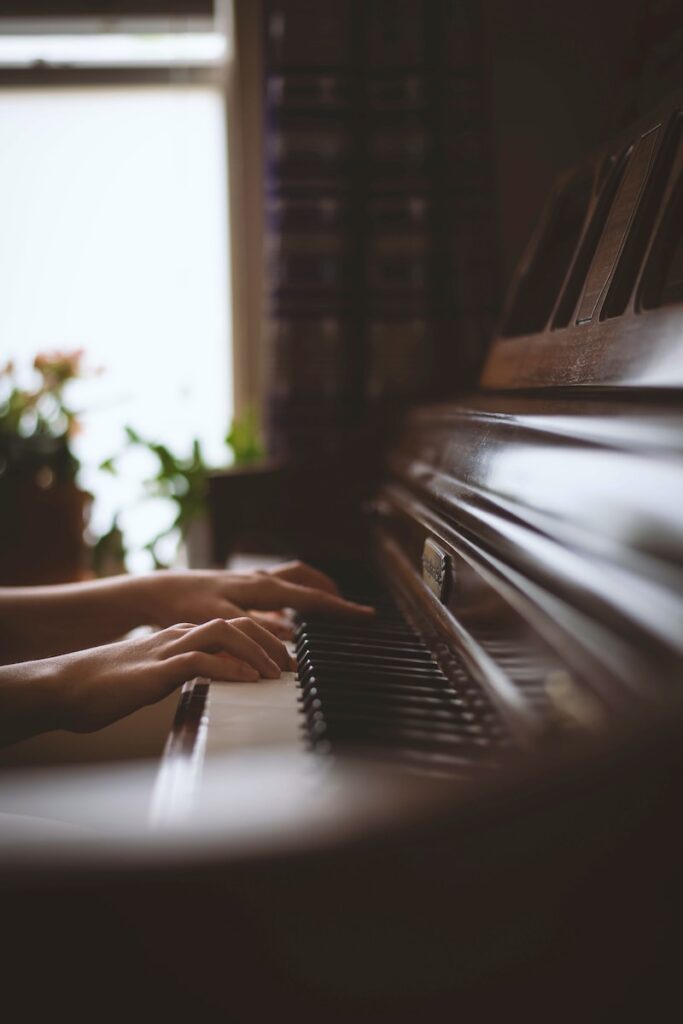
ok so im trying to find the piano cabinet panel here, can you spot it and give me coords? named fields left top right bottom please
left=375, top=394, right=683, bottom=733
left=372, top=504, right=613, bottom=748
left=483, top=304, right=683, bottom=388
left=487, top=93, right=683, bottom=389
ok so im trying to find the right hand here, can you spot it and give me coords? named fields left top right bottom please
left=136, top=561, right=374, bottom=640
left=39, top=617, right=293, bottom=734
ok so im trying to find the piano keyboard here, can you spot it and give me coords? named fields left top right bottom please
left=295, top=575, right=511, bottom=773
left=157, top=565, right=514, bottom=823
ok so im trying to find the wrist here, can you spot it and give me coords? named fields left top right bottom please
left=97, top=573, right=156, bottom=631
left=119, top=572, right=166, bottom=627
left=0, top=657, right=71, bottom=742
left=37, top=656, right=72, bottom=731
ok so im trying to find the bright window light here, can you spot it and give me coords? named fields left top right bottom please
left=0, top=86, right=232, bottom=570
left=0, top=32, right=229, bottom=68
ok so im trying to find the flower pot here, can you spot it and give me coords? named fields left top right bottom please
left=0, top=431, right=77, bottom=485
left=180, top=514, right=213, bottom=569
left=0, top=472, right=91, bottom=585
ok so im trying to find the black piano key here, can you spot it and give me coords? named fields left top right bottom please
left=299, top=631, right=422, bottom=647
left=300, top=665, right=469, bottom=693
left=297, top=622, right=420, bottom=640
left=299, top=650, right=438, bottom=671
left=309, top=718, right=496, bottom=754
left=297, top=651, right=443, bottom=673
left=298, top=636, right=435, bottom=656
left=300, top=669, right=449, bottom=687
left=297, top=632, right=432, bottom=652
left=300, top=686, right=473, bottom=714
left=299, top=665, right=446, bottom=687
left=297, top=637, right=430, bottom=654
left=307, top=717, right=493, bottom=750
left=301, top=682, right=473, bottom=709
left=304, top=702, right=492, bottom=735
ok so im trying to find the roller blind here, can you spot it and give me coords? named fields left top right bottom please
left=0, top=2, right=214, bottom=18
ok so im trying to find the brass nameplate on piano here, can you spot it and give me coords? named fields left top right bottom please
left=422, top=538, right=450, bottom=601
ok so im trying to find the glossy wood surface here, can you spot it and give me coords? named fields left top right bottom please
left=483, top=91, right=683, bottom=388
left=374, top=390, right=683, bottom=744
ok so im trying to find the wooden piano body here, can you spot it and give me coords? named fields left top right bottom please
left=206, top=89, right=683, bottom=759
left=2, top=94, right=683, bottom=1022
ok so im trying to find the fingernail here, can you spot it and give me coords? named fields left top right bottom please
left=243, top=668, right=259, bottom=681
left=289, top=655, right=298, bottom=671
left=264, top=660, right=281, bottom=679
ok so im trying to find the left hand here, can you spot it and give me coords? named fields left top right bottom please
left=135, top=561, right=374, bottom=639
left=0, top=616, right=296, bottom=745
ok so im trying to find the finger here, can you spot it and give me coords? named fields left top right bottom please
left=166, top=650, right=261, bottom=684
left=230, top=617, right=292, bottom=670
left=268, top=560, right=341, bottom=596
left=154, top=623, right=197, bottom=650
left=172, top=618, right=282, bottom=679
left=274, top=582, right=375, bottom=619
left=248, top=611, right=295, bottom=641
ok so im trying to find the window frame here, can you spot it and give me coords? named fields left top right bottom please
left=0, top=0, right=264, bottom=421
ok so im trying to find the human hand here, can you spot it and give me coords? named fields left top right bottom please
left=7, top=617, right=294, bottom=737
left=135, top=561, right=374, bottom=639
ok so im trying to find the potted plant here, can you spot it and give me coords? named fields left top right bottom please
left=0, top=351, right=92, bottom=584
left=101, top=408, right=266, bottom=569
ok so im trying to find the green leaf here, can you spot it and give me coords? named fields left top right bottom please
left=225, top=407, right=265, bottom=465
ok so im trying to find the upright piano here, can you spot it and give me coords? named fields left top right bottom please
left=195, top=90, right=683, bottom=780
left=3, top=93, right=683, bottom=1022
left=146, top=90, right=683, bottom=1016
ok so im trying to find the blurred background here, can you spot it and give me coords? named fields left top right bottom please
left=0, top=0, right=679, bottom=580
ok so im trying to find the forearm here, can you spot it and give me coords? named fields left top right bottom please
left=0, top=658, right=65, bottom=745
left=0, top=576, right=146, bottom=663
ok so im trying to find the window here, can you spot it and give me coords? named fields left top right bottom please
left=0, top=11, right=233, bottom=569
